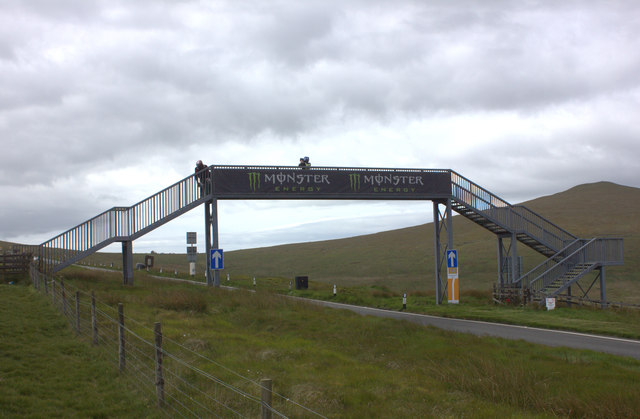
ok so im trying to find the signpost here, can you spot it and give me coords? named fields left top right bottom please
left=546, top=297, right=556, bottom=311
left=210, top=249, right=224, bottom=270
left=187, top=232, right=197, bottom=276
left=446, top=249, right=459, bottom=304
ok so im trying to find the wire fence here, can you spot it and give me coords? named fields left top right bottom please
left=30, top=267, right=327, bottom=418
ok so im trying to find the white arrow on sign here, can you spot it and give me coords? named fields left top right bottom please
left=447, top=250, right=457, bottom=267
left=211, top=250, right=223, bottom=269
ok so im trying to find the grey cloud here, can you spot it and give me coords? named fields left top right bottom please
left=4, top=0, right=638, bottom=154
left=2, top=0, right=99, bottom=21
left=2, top=0, right=640, bottom=249
left=0, top=184, right=104, bottom=239
left=454, top=119, right=640, bottom=203
left=251, top=3, right=335, bottom=66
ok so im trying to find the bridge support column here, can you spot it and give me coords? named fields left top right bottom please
left=122, top=240, right=134, bottom=286
left=205, top=200, right=212, bottom=286
left=204, top=199, right=220, bottom=287
left=497, top=235, right=506, bottom=287
left=433, top=199, right=453, bottom=305
left=600, top=267, right=606, bottom=309
left=510, top=233, right=519, bottom=285
left=497, top=234, right=519, bottom=286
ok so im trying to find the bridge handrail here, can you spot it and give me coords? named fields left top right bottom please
left=210, top=164, right=451, bottom=174
left=525, top=237, right=624, bottom=295
left=449, top=170, right=577, bottom=251
left=515, top=239, right=585, bottom=289
left=512, top=205, right=577, bottom=247
left=39, top=171, right=204, bottom=272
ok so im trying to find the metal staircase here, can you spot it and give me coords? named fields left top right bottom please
left=536, top=263, right=598, bottom=296
left=36, top=170, right=207, bottom=274
left=448, top=171, right=623, bottom=301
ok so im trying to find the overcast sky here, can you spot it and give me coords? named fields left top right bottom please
left=1, top=0, right=639, bottom=253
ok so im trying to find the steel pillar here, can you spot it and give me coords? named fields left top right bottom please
left=121, top=240, right=134, bottom=286
left=212, top=199, right=220, bottom=287
left=204, top=198, right=220, bottom=287
left=497, top=233, right=519, bottom=286
left=433, top=199, right=453, bottom=305
left=205, top=200, right=212, bottom=286
left=600, top=266, right=606, bottom=309
left=510, top=232, right=519, bottom=283
left=497, top=235, right=506, bottom=287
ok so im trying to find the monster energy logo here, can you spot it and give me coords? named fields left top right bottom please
left=349, top=173, right=361, bottom=191
left=248, top=172, right=261, bottom=191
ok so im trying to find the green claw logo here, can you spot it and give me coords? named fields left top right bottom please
left=349, top=173, right=361, bottom=191
left=248, top=172, right=261, bottom=191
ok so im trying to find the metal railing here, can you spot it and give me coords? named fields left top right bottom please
left=449, top=171, right=577, bottom=252
left=516, top=239, right=587, bottom=292
left=522, top=237, right=624, bottom=297
left=39, top=171, right=205, bottom=273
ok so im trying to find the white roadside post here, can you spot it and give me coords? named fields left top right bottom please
left=187, top=232, right=197, bottom=276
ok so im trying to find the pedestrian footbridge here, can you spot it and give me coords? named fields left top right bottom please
left=26, top=166, right=624, bottom=305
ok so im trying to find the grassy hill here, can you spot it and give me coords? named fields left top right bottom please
left=223, top=181, right=639, bottom=301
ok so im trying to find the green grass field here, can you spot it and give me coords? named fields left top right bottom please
left=3, top=270, right=640, bottom=418
left=0, top=279, right=159, bottom=418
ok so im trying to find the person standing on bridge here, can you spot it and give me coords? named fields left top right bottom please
left=195, top=160, right=211, bottom=196
left=299, top=156, right=311, bottom=169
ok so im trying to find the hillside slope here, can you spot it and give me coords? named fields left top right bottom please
left=225, top=181, right=639, bottom=300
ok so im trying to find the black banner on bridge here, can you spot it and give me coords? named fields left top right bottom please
left=211, top=168, right=451, bottom=200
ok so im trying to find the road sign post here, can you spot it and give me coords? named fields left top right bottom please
left=446, top=249, right=459, bottom=304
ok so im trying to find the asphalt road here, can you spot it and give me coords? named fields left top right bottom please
left=300, top=298, right=640, bottom=360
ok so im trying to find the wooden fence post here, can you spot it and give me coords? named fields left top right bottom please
left=91, top=291, right=98, bottom=345
left=43, top=273, right=48, bottom=295
left=118, top=303, right=125, bottom=372
left=75, top=291, right=80, bottom=335
left=154, top=322, right=165, bottom=407
left=51, top=280, right=56, bottom=306
left=261, top=378, right=273, bottom=419
left=61, top=280, right=67, bottom=316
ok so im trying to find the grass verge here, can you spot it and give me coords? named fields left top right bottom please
left=46, top=271, right=640, bottom=418
left=214, top=273, right=640, bottom=340
left=0, top=283, right=159, bottom=418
